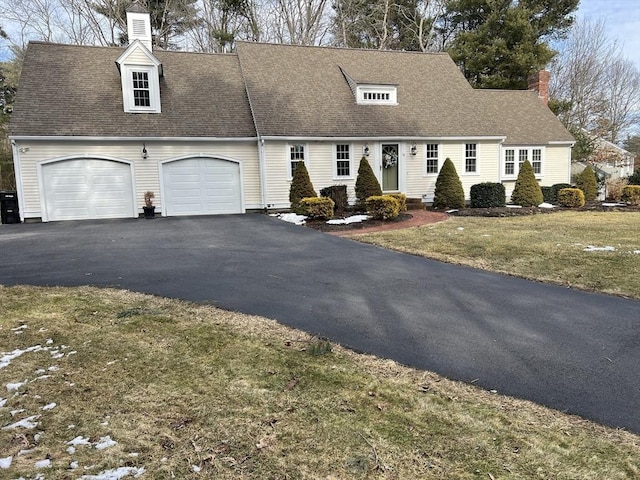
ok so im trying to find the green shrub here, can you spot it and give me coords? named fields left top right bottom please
left=627, top=168, right=640, bottom=185
left=575, top=165, right=598, bottom=201
left=551, top=183, right=572, bottom=203
left=289, top=162, right=316, bottom=210
left=319, top=185, right=348, bottom=215
left=558, top=188, right=585, bottom=207
left=541, top=186, right=554, bottom=203
left=355, top=157, right=382, bottom=209
left=433, top=158, right=465, bottom=209
left=365, top=195, right=400, bottom=220
left=621, top=185, right=640, bottom=206
left=387, top=193, right=407, bottom=212
left=470, top=183, right=506, bottom=208
left=511, top=160, right=543, bottom=206
left=298, top=197, right=335, bottom=219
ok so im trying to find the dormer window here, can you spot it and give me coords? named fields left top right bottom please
left=132, top=71, right=151, bottom=107
left=356, top=85, right=397, bottom=105
left=120, top=64, right=161, bottom=113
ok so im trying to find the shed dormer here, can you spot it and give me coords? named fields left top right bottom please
left=116, top=7, right=162, bottom=114
left=339, top=66, right=398, bottom=106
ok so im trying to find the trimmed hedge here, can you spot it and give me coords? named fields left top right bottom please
left=289, top=162, right=316, bottom=209
left=433, top=158, right=465, bottom=209
left=576, top=165, right=598, bottom=201
left=551, top=183, right=571, bottom=203
left=541, top=186, right=554, bottom=203
left=387, top=193, right=407, bottom=212
left=558, top=188, right=585, bottom=207
left=298, top=197, right=335, bottom=219
left=621, top=185, right=640, bottom=205
left=470, top=183, right=506, bottom=208
left=511, top=160, right=543, bottom=206
left=355, top=157, right=382, bottom=208
left=365, top=195, right=400, bottom=220
left=320, top=185, right=348, bottom=214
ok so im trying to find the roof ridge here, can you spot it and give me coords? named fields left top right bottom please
left=235, top=40, right=451, bottom=56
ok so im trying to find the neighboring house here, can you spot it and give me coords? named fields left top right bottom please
left=9, top=9, right=574, bottom=222
left=587, top=136, right=635, bottom=179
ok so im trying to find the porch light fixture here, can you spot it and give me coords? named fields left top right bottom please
left=142, top=143, right=148, bottom=159
left=410, top=144, right=417, bottom=156
left=363, top=145, right=370, bottom=157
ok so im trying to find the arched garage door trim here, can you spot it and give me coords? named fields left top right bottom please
left=37, top=155, right=137, bottom=222
left=159, top=154, right=245, bottom=217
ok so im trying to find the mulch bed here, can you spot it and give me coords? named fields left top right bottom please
left=304, top=213, right=413, bottom=232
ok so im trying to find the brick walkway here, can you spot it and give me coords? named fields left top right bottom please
left=328, top=209, right=449, bottom=237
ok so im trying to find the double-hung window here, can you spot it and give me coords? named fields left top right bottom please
left=425, top=143, right=439, bottom=174
left=335, top=144, right=351, bottom=178
left=132, top=71, right=151, bottom=107
left=465, top=143, right=477, bottom=173
left=532, top=149, right=542, bottom=174
left=503, top=147, right=544, bottom=177
left=289, top=144, right=306, bottom=178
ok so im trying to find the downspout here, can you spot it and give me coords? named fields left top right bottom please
left=258, top=136, right=268, bottom=209
left=9, top=138, right=25, bottom=223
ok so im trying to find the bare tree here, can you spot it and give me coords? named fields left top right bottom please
left=273, top=0, right=329, bottom=45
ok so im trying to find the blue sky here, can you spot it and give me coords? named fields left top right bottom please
left=578, top=0, right=640, bottom=69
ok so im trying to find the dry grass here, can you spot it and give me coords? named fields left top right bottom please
left=356, top=211, right=640, bottom=299
left=1, top=286, right=638, bottom=479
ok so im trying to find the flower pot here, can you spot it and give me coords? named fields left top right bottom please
left=143, top=206, right=155, bottom=219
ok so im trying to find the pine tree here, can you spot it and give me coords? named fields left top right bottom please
left=289, top=162, right=316, bottom=210
left=575, top=164, right=598, bottom=201
left=511, top=160, right=543, bottom=206
left=433, top=158, right=465, bottom=209
left=355, top=156, right=382, bottom=208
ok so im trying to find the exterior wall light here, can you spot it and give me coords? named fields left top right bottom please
left=410, top=144, right=417, bottom=156
left=142, top=143, right=148, bottom=159
left=363, top=145, right=370, bottom=157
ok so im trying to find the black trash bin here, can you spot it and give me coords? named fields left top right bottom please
left=0, top=191, right=21, bottom=224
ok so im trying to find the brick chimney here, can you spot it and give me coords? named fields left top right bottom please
left=528, top=70, right=550, bottom=105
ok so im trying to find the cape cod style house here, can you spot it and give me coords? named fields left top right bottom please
left=9, top=8, right=574, bottom=222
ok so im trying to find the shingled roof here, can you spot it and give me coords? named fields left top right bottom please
left=10, top=42, right=256, bottom=138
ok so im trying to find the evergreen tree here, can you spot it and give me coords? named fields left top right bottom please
left=511, top=160, right=543, bottom=206
left=289, top=162, right=316, bottom=210
left=433, top=158, right=465, bottom=209
left=575, top=165, right=598, bottom=201
left=355, top=156, right=382, bottom=208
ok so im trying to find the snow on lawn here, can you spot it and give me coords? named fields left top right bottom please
left=1, top=325, right=144, bottom=477
left=583, top=245, right=616, bottom=252
left=271, top=213, right=308, bottom=225
left=326, top=215, right=370, bottom=225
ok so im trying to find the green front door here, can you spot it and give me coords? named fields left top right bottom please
left=382, top=144, right=399, bottom=191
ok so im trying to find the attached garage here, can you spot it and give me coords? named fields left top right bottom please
left=161, top=157, right=243, bottom=216
left=40, top=158, right=135, bottom=222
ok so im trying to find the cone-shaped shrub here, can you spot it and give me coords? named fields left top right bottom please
left=576, top=165, right=598, bottom=201
left=511, top=160, right=543, bottom=206
left=433, top=158, right=465, bottom=209
left=355, top=156, right=382, bottom=208
left=289, top=162, right=316, bottom=210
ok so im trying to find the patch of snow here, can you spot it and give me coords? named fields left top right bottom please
left=42, top=403, right=56, bottom=411
left=583, top=245, right=616, bottom=252
left=33, top=375, right=52, bottom=381
left=78, top=466, right=145, bottom=479
left=457, top=227, right=464, bottom=231
left=445, top=209, right=458, bottom=213
left=634, top=250, right=640, bottom=254
left=68, top=436, right=92, bottom=446
left=602, top=202, right=626, bottom=207
left=18, top=449, right=34, bottom=456
left=68, top=351, right=77, bottom=355
left=276, top=213, right=307, bottom=225
left=0, top=398, right=6, bottom=407
left=506, top=205, right=522, bottom=208
left=0, top=456, right=12, bottom=469
left=68, top=424, right=76, bottom=429
left=94, top=436, right=117, bottom=450
left=538, top=202, right=554, bottom=209
left=46, top=338, right=54, bottom=345
left=192, top=465, right=202, bottom=472
left=128, top=453, right=139, bottom=457
left=70, top=461, right=79, bottom=469
left=11, top=409, right=25, bottom=416
left=2, top=415, right=40, bottom=430
left=11, top=325, right=28, bottom=331
left=34, top=368, right=46, bottom=374
left=35, top=458, right=51, bottom=469
left=67, top=446, right=76, bottom=454
left=326, top=215, right=370, bottom=225
left=51, top=352, right=65, bottom=359
left=48, top=366, right=59, bottom=371
left=1, top=345, right=43, bottom=370
left=6, top=381, right=27, bottom=391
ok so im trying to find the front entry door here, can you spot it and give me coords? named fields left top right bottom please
left=381, top=143, right=399, bottom=191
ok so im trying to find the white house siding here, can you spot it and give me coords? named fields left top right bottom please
left=125, top=46, right=153, bottom=65
left=13, top=139, right=259, bottom=221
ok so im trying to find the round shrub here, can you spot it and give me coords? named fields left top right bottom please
left=551, top=183, right=572, bottom=203
left=365, top=195, right=400, bottom=220
left=387, top=193, right=407, bottom=212
left=621, top=185, right=640, bottom=205
left=575, top=165, right=598, bottom=201
left=298, top=197, right=335, bottom=219
left=511, top=160, right=543, bottom=206
left=433, top=158, right=465, bottom=209
left=470, top=182, right=506, bottom=208
left=289, top=162, right=316, bottom=209
left=355, top=157, right=382, bottom=208
left=558, top=188, right=585, bottom=207
left=319, top=185, right=348, bottom=215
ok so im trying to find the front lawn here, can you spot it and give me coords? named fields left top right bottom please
left=355, top=211, right=640, bottom=299
left=1, top=286, right=638, bottom=478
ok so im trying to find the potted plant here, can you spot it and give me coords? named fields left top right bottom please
left=143, top=191, right=155, bottom=219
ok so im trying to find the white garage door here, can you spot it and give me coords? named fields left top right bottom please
left=42, top=159, right=135, bottom=222
left=162, top=158, right=242, bottom=216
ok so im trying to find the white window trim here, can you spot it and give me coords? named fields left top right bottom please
left=356, top=85, right=398, bottom=105
left=121, top=64, right=161, bottom=114
left=333, top=143, right=353, bottom=180
left=423, top=142, right=441, bottom=176
left=502, top=146, right=545, bottom=180
left=462, top=142, right=480, bottom=175
left=286, top=143, right=309, bottom=180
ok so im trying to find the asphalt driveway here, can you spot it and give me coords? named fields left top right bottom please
left=1, top=214, right=639, bottom=433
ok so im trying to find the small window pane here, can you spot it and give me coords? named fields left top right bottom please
left=465, top=143, right=477, bottom=173
left=426, top=143, right=439, bottom=174
left=532, top=149, right=542, bottom=174
left=290, top=144, right=305, bottom=177
left=505, top=149, right=515, bottom=175
left=519, top=149, right=528, bottom=166
left=336, top=144, right=350, bottom=177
